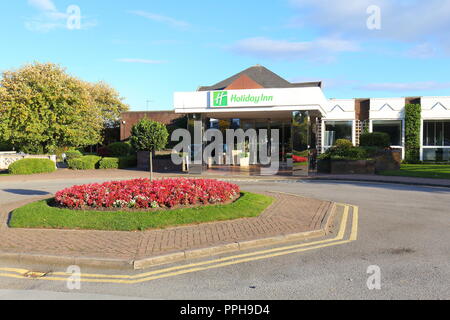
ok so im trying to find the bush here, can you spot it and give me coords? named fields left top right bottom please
left=55, top=178, right=241, bottom=209
left=8, top=159, right=56, bottom=175
left=99, top=157, right=119, bottom=169
left=99, top=156, right=137, bottom=169
left=334, top=139, right=353, bottom=149
left=119, top=155, right=137, bottom=169
left=360, top=132, right=390, bottom=148
left=405, top=104, right=421, bottom=163
left=68, top=155, right=102, bottom=170
left=107, top=142, right=132, bottom=157
left=65, top=150, right=83, bottom=161
left=318, top=138, right=370, bottom=161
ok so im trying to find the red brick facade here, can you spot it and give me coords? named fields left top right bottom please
left=120, top=111, right=183, bottom=141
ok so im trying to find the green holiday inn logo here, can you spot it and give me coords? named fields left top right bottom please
left=213, top=91, right=228, bottom=107
left=213, top=91, right=274, bottom=107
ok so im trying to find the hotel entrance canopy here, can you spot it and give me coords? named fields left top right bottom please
left=174, top=87, right=329, bottom=118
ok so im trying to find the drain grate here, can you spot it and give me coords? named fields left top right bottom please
left=23, top=271, right=50, bottom=279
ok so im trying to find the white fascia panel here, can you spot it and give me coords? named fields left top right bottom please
left=324, top=99, right=355, bottom=120
left=421, top=96, right=450, bottom=119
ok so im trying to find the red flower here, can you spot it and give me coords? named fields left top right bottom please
left=55, top=178, right=241, bottom=210
left=292, top=155, right=308, bottom=163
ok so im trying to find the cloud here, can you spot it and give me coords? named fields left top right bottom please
left=28, top=0, right=57, bottom=12
left=231, top=37, right=360, bottom=61
left=356, top=81, right=450, bottom=92
left=407, top=43, right=438, bottom=59
left=289, top=0, right=450, bottom=44
left=130, top=10, right=190, bottom=29
left=25, top=0, right=96, bottom=32
left=116, top=58, right=168, bottom=64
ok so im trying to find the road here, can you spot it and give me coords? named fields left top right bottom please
left=0, top=176, right=449, bottom=300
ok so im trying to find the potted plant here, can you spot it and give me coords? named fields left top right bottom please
left=239, top=152, right=250, bottom=167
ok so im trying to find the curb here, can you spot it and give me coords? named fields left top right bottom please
left=132, top=200, right=337, bottom=270
left=308, top=176, right=450, bottom=189
left=0, top=194, right=337, bottom=271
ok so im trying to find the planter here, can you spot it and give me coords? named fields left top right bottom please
left=240, top=157, right=250, bottom=167
left=317, top=159, right=331, bottom=173
left=137, top=151, right=183, bottom=172
left=330, top=159, right=375, bottom=175
left=286, top=158, right=294, bottom=168
left=374, top=149, right=402, bottom=173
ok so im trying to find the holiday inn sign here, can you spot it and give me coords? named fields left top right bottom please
left=173, top=87, right=329, bottom=115
left=213, top=91, right=274, bottom=107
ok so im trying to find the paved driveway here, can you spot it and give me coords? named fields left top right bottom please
left=0, top=177, right=449, bottom=300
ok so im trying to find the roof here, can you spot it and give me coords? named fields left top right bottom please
left=197, top=65, right=322, bottom=91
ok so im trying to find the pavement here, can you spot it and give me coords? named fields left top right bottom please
left=2, top=168, right=450, bottom=187
left=0, top=192, right=334, bottom=269
left=0, top=170, right=449, bottom=300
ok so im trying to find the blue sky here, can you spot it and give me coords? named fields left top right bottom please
left=1, top=0, right=450, bottom=111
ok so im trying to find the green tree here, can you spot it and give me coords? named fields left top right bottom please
left=0, top=62, right=104, bottom=153
left=405, top=104, right=421, bottom=163
left=130, top=118, right=169, bottom=180
left=0, top=62, right=129, bottom=154
left=87, top=81, right=129, bottom=129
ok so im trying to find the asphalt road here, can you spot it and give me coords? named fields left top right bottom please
left=0, top=177, right=449, bottom=300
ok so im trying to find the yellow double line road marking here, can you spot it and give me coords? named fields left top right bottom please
left=0, top=204, right=359, bottom=285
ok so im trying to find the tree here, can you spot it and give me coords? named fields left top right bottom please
left=0, top=62, right=129, bottom=154
left=87, top=81, right=129, bottom=129
left=0, top=62, right=103, bottom=153
left=130, top=119, right=169, bottom=180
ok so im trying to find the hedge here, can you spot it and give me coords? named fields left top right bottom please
left=405, top=104, right=421, bottom=163
left=65, top=150, right=83, bottom=161
left=99, top=157, right=119, bottom=169
left=8, top=159, right=56, bottom=175
left=107, top=142, right=132, bottom=157
left=68, top=155, right=102, bottom=170
left=360, top=132, right=390, bottom=148
left=99, top=156, right=137, bottom=169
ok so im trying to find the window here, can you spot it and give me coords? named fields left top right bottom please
left=423, top=148, right=450, bottom=161
left=372, top=120, right=402, bottom=146
left=423, top=121, right=450, bottom=147
left=324, top=121, right=353, bottom=147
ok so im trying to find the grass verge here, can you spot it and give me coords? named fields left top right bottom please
left=9, top=192, right=273, bottom=231
left=379, top=164, right=450, bottom=180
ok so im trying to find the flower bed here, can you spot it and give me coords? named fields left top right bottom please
left=55, top=178, right=240, bottom=210
left=293, top=155, right=308, bottom=163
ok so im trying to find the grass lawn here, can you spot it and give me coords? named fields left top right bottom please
left=379, top=164, right=450, bottom=180
left=9, top=192, right=274, bottom=231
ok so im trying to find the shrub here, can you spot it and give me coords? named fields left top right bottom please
left=318, top=139, right=370, bottom=161
left=8, top=159, right=56, bottom=175
left=55, top=178, right=241, bottom=209
left=405, top=104, right=421, bottom=163
left=99, top=155, right=138, bottom=169
left=360, top=132, right=390, bottom=148
left=334, top=139, right=353, bottom=149
left=65, top=150, right=83, bottom=161
left=99, top=157, right=119, bottom=169
left=119, top=155, right=137, bottom=168
left=68, top=155, right=102, bottom=170
left=107, top=142, right=132, bottom=157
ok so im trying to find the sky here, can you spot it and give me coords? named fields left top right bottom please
left=0, top=0, right=450, bottom=111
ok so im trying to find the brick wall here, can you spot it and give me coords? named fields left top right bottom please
left=120, top=111, right=185, bottom=141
